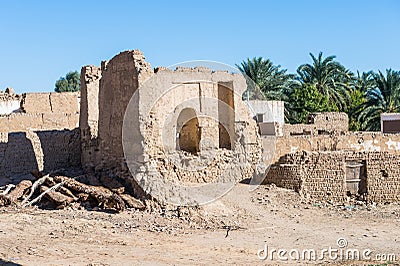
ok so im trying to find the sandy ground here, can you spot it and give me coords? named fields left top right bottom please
left=0, top=183, right=399, bottom=266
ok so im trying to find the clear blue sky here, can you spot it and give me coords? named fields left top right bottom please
left=1, top=0, right=399, bottom=93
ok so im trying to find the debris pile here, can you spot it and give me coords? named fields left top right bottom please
left=0, top=172, right=145, bottom=212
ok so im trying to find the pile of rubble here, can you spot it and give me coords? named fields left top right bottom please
left=0, top=171, right=145, bottom=212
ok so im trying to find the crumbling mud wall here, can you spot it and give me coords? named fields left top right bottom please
left=0, top=92, right=80, bottom=131
left=80, top=50, right=262, bottom=204
left=128, top=67, right=261, bottom=204
left=0, top=91, right=81, bottom=184
left=262, top=112, right=400, bottom=204
left=138, top=66, right=258, bottom=152
left=0, top=90, right=21, bottom=115
left=365, top=152, right=400, bottom=203
left=283, top=112, right=349, bottom=137
left=265, top=132, right=400, bottom=163
left=80, top=65, right=101, bottom=171
left=262, top=111, right=400, bottom=164
left=265, top=151, right=400, bottom=204
left=265, top=164, right=302, bottom=192
left=79, top=52, right=156, bottom=174
left=97, top=51, right=153, bottom=171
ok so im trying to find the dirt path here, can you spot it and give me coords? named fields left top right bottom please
left=0, top=184, right=399, bottom=265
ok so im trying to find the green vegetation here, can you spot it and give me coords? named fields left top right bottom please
left=297, top=52, right=352, bottom=111
left=238, top=52, right=400, bottom=131
left=359, top=69, right=400, bottom=131
left=55, top=71, right=80, bottom=92
left=288, top=83, right=335, bottom=124
left=236, top=57, right=296, bottom=101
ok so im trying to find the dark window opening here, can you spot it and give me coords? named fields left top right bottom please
left=256, top=113, right=264, bottom=123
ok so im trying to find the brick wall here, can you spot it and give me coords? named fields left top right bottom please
left=0, top=129, right=81, bottom=185
left=0, top=92, right=81, bottom=184
left=266, top=164, right=302, bottom=191
left=283, top=112, right=348, bottom=137
left=300, top=153, right=347, bottom=203
left=365, top=152, right=400, bottom=203
left=264, top=151, right=400, bottom=204
left=264, top=131, right=400, bottom=164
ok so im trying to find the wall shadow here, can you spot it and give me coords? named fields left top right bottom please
left=0, top=132, right=38, bottom=186
left=36, top=129, right=81, bottom=173
left=0, top=129, right=81, bottom=186
left=0, top=258, right=22, bottom=266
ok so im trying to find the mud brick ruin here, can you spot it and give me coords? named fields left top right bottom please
left=0, top=90, right=80, bottom=185
left=80, top=51, right=260, bottom=203
left=263, top=112, right=400, bottom=203
left=1, top=49, right=400, bottom=204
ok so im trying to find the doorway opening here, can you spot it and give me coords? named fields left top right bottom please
left=176, top=108, right=200, bottom=154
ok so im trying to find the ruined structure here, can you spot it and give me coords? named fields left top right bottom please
left=0, top=90, right=80, bottom=185
left=80, top=50, right=261, bottom=204
left=0, top=89, right=20, bottom=115
left=266, top=151, right=400, bottom=203
left=263, top=112, right=400, bottom=203
left=1, top=49, right=400, bottom=206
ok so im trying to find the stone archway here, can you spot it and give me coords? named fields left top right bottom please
left=176, top=108, right=200, bottom=154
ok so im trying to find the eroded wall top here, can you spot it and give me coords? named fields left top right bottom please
left=0, top=91, right=80, bottom=132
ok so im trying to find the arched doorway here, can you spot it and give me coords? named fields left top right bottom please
left=176, top=108, right=200, bottom=154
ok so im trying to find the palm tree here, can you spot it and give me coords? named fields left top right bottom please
left=353, top=71, right=374, bottom=93
left=297, top=52, right=352, bottom=111
left=358, top=69, right=400, bottom=131
left=236, top=57, right=297, bottom=101
left=347, top=71, right=373, bottom=131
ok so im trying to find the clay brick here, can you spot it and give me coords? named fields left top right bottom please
left=22, top=93, right=51, bottom=113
